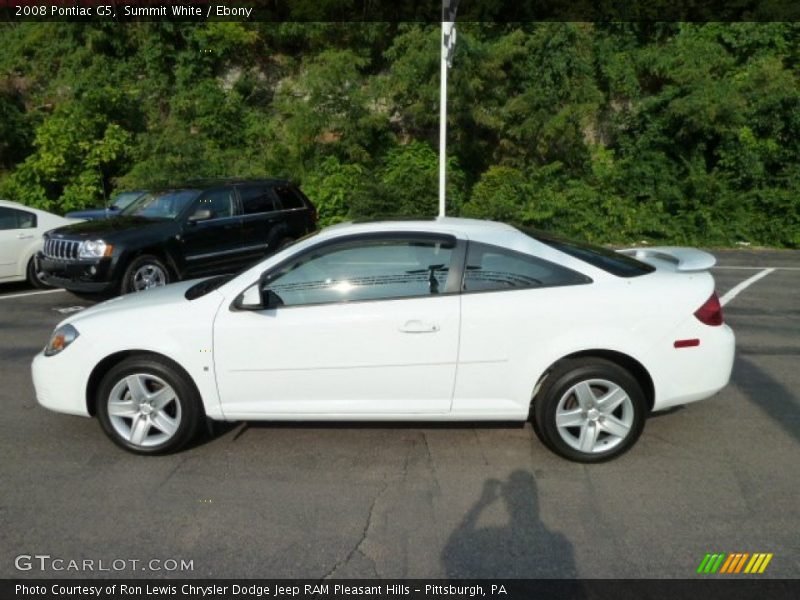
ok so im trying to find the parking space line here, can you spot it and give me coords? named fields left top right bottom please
left=0, top=289, right=67, bottom=301
left=713, top=266, right=800, bottom=271
left=720, top=268, right=776, bottom=306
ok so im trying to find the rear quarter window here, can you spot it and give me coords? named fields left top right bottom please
left=463, top=242, right=590, bottom=292
left=524, top=229, right=655, bottom=278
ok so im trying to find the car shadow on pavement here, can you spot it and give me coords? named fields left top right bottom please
left=734, top=354, right=800, bottom=445
left=441, top=469, right=584, bottom=587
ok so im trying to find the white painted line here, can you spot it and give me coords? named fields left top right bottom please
left=713, top=265, right=800, bottom=271
left=720, top=268, right=776, bottom=306
left=0, top=289, right=66, bottom=301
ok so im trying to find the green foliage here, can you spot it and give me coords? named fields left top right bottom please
left=349, top=141, right=465, bottom=219
left=0, top=22, right=798, bottom=246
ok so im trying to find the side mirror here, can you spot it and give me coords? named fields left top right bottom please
left=234, top=277, right=284, bottom=311
left=261, top=289, right=284, bottom=310
left=187, top=208, right=212, bottom=223
left=258, top=271, right=284, bottom=309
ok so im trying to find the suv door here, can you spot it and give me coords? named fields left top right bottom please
left=213, top=233, right=462, bottom=416
left=273, top=184, right=313, bottom=238
left=0, top=207, right=37, bottom=279
left=237, top=183, right=283, bottom=262
left=179, top=186, right=243, bottom=277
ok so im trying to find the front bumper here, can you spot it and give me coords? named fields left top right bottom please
left=37, top=253, right=116, bottom=293
left=32, top=349, right=91, bottom=417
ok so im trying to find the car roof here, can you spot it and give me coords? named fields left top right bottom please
left=0, top=199, right=42, bottom=212
left=319, top=217, right=517, bottom=240
left=147, top=178, right=294, bottom=192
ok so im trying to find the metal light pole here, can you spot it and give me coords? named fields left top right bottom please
left=439, top=0, right=459, bottom=218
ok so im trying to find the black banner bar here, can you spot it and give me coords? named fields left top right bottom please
left=1, top=0, right=800, bottom=22
left=4, top=579, right=800, bottom=600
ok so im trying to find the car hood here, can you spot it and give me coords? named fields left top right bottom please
left=47, top=216, right=174, bottom=239
left=64, top=208, right=114, bottom=220
left=62, top=280, right=208, bottom=327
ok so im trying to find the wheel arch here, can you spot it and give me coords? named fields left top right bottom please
left=86, top=349, right=205, bottom=417
left=119, top=246, right=180, bottom=281
left=531, top=349, right=655, bottom=412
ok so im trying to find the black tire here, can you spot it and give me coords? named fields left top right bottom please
left=26, top=256, right=53, bottom=289
left=532, top=358, right=646, bottom=463
left=121, top=254, right=171, bottom=295
left=96, top=355, right=203, bottom=455
left=277, top=236, right=294, bottom=250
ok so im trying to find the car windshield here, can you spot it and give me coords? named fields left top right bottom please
left=521, top=227, right=655, bottom=277
left=121, top=190, right=200, bottom=219
left=110, top=191, right=144, bottom=210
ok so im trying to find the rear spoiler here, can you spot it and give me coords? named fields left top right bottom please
left=618, top=247, right=716, bottom=272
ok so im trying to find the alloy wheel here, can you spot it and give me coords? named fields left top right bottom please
left=131, top=264, right=167, bottom=291
left=107, top=373, right=182, bottom=448
left=554, top=378, right=634, bottom=454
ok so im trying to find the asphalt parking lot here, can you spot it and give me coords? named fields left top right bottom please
left=1, top=249, right=798, bottom=579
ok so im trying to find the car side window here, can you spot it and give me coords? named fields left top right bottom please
left=273, top=185, right=303, bottom=210
left=0, top=207, right=36, bottom=230
left=194, top=187, right=235, bottom=219
left=240, top=186, right=277, bottom=215
left=17, top=210, right=36, bottom=229
left=463, top=242, right=590, bottom=292
left=263, top=237, right=455, bottom=306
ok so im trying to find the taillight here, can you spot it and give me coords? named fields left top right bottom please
left=694, top=292, right=723, bottom=326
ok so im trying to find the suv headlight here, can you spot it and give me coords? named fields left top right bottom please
left=44, top=324, right=80, bottom=356
left=78, top=240, right=113, bottom=258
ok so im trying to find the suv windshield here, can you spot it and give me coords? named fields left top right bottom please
left=121, top=190, right=200, bottom=219
left=521, top=227, right=655, bottom=278
left=110, top=191, right=145, bottom=210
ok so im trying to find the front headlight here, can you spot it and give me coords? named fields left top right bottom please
left=78, top=240, right=113, bottom=258
left=44, top=324, right=80, bottom=356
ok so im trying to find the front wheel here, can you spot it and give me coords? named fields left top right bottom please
left=26, top=256, right=53, bottom=289
left=532, top=358, right=646, bottom=463
left=96, top=356, right=203, bottom=455
left=121, top=255, right=171, bottom=294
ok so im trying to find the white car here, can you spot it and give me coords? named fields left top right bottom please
left=31, top=218, right=735, bottom=462
left=0, top=199, right=80, bottom=288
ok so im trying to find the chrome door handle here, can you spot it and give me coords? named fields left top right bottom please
left=399, top=320, right=440, bottom=333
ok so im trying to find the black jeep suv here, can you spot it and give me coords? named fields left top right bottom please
left=38, top=179, right=317, bottom=295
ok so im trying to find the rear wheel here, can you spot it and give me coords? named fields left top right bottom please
left=26, top=256, right=53, bottom=289
left=533, top=358, right=646, bottom=463
left=96, top=356, right=203, bottom=455
left=121, top=255, right=171, bottom=294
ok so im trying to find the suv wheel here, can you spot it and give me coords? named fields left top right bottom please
left=532, top=358, right=646, bottom=463
left=122, top=255, right=171, bottom=294
left=27, top=256, right=53, bottom=289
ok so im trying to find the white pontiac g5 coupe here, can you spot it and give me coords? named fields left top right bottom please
left=32, top=218, right=735, bottom=462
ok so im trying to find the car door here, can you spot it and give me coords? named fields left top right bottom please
left=179, top=186, right=243, bottom=277
left=0, top=207, right=36, bottom=279
left=213, top=233, right=463, bottom=417
left=272, top=184, right=312, bottom=238
left=237, top=183, right=282, bottom=262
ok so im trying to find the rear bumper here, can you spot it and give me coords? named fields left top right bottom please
left=648, top=323, right=736, bottom=411
left=37, top=253, right=116, bottom=293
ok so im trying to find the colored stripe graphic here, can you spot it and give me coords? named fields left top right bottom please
left=702, top=552, right=773, bottom=575
left=734, top=553, right=749, bottom=573
left=758, top=554, right=773, bottom=573
left=719, top=554, right=736, bottom=574
left=697, top=553, right=727, bottom=574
